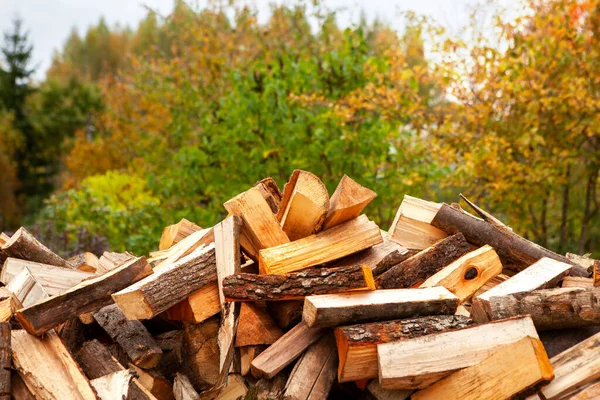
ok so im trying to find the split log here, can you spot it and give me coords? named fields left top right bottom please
left=1, top=227, right=72, bottom=268
left=334, top=315, right=473, bottom=382
left=322, top=174, right=376, bottom=230
left=283, top=333, right=337, bottom=400
left=76, top=339, right=124, bottom=379
left=68, top=252, right=100, bottom=273
left=11, top=329, right=97, bottom=399
left=454, top=305, right=470, bottom=318
left=330, top=235, right=414, bottom=276
left=159, top=218, right=203, bottom=251
left=0, top=323, right=9, bottom=400
left=376, top=233, right=471, bottom=289
left=594, top=261, right=600, bottom=286
left=277, top=170, right=329, bottom=240
left=247, top=374, right=288, bottom=400
left=224, top=186, right=290, bottom=254
left=472, top=273, right=510, bottom=297
left=419, top=245, right=502, bottom=303
left=97, top=251, right=135, bottom=274
left=223, top=266, right=375, bottom=302
left=411, top=336, right=553, bottom=400
left=570, top=381, right=600, bottom=400
left=5, top=268, right=48, bottom=307
left=163, top=282, right=221, bottom=324
left=538, top=329, right=600, bottom=399
left=303, top=287, right=458, bottom=328
left=259, top=215, right=382, bottom=274
left=129, top=364, right=174, bottom=400
left=1, top=257, right=94, bottom=295
left=377, top=316, right=539, bottom=389
left=153, top=228, right=214, bottom=270
left=236, top=303, right=283, bottom=347
left=90, top=369, right=156, bottom=400
left=367, top=380, right=412, bottom=400
left=112, top=245, right=216, bottom=320
left=254, top=177, right=282, bottom=214
left=240, top=346, right=265, bottom=377
left=267, top=300, right=303, bottom=329
left=182, top=316, right=220, bottom=391
left=11, top=374, right=35, bottom=400
left=566, top=253, right=597, bottom=273
left=15, top=256, right=152, bottom=335
left=388, top=195, right=447, bottom=250
left=251, top=321, right=326, bottom=379
left=154, top=330, right=184, bottom=381
left=562, top=276, right=594, bottom=288
left=0, top=296, right=17, bottom=323
left=215, top=374, right=248, bottom=400
left=471, top=257, right=573, bottom=323
left=173, top=373, right=199, bottom=400
left=431, top=203, right=588, bottom=276
left=482, top=287, right=600, bottom=331
left=93, top=304, right=163, bottom=368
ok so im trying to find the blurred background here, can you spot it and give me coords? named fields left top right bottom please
left=0, top=0, right=597, bottom=258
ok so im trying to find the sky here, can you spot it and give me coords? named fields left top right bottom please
left=0, top=0, right=516, bottom=80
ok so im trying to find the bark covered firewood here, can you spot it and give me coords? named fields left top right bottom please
left=76, top=339, right=124, bottom=379
left=68, top=252, right=100, bottom=273
left=93, top=304, right=163, bottom=368
left=303, top=287, right=458, bottom=328
left=182, top=316, right=220, bottom=391
left=431, top=203, right=588, bottom=276
left=322, top=174, right=377, bottom=230
left=334, top=315, right=473, bottom=382
left=223, top=266, right=374, bottom=302
left=15, top=256, right=152, bottom=335
left=154, top=330, right=184, bottom=381
left=376, top=233, right=471, bottom=289
left=1, top=227, right=72, bottom=268
left=0, top=323, right=10, bottom=400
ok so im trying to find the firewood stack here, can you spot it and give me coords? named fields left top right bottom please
left=0, top=170, right=599, bottom=400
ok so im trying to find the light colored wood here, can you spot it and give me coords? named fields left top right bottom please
left=97, top=251, right=135, bottom=274
left=0, top=297, right=17, bottom=323
left=11, top=329, right=97, bottom=399
left=251, top=321, right=326, bottom=379
left=334, top=315, right=473, bottom=382
left=277, top=170, right=329, bottom=241
left=215, top=374, right=247, bottom=400
left=539, top=329, right=600, bottom=399
left=570, top=381, right=600, bottom=400
left=0, top=233, right=8, bottom=245
left=112, top=244, right=216, bottom=320
left=159, top=218, right=203, bottom=251
left=562, top=276, right=594, bottom=288
left=236, top=303, right=283, bottom=347
left=2, top=227, right=72, bottom=268
left=163, top=281, right=221, bottom=324
left=566, top=253, right=596, bottom=272
left=420, top=245, right=502, bottom=303
left=129, top=364, right=174, bottom=400
left=182, top=317, right=220, bottom=391
left=283, top=334, right=337, bottom=400
left=377, top=316, right=539, bottom=389
left=472, top=273, right=510, bottom=297
left=16, top=257, right=152, bottom=335
left=303, top=287, right=458, bottom=328
left=594, top=261, right=600, bottom=287
left=471, top=257, right=573, bottom=323
left=411, top=337, right=554, bottom=400
left=1, top=258, right=94, bottom=295
left=254, top=177, right=282, bottom=214
left=68, top=252, right=100, bottom=273
left=224, top=186, right=290, bottom=253
left=240, top=345, right=263, bottom=377
left=388, top=195, right=447, bottom=250
left=367, top=380, right=412, bottom=400
left=454, top=305, right=470, bottom=317
left=173, top=373, right=199, bottom=400
left=154, top=228, right=214, bottom=270
left=322, top=174, right=377, bottom=230
left=6, top=268, right=49, bottom=307
left=90, top=370, right=135, bottom=400
left=259, top=215, right=382, bottom=274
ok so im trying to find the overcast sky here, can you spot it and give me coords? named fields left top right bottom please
left=0, top=0, right=515, bottom=80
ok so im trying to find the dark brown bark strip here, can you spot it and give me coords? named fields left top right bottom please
left=2, top=227, right=72, bottom=268
left=223, top=266, right=373, bottom=302
left=431, top=204, right=588, bottom=276
left=376, top=233, right=470, bottom=289
left=0, top=323, right=9, bottom=400
left=93, top=304, right=162, bottom=369
left=76, top=339, right=123, bottom=380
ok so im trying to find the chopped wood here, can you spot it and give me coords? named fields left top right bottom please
left=471, top=257, right=573, bottom=323
left=0, top=323, right=9, bottom=400
left=223, top=266, right=375, bottom=302
left=240, top=345, right=265, bottom=377
left=254, top=177, right=282, bottom=214
left=303, top=287, right=458, bottom=328
left=163, top=282, right=221, bottom=324
left=129, top=364, right=174, bottom=400
left=1, top=257, right=94, bottom=295
left=247, top=374, right=288, bottom=400
left=76, top=339, right=124, bottom=379
left=182, top=316, right=220, bottom=391
left=570, top=381, right=600, bottom=400
left=259, top=215, right=382, bottom=274
left=224, top=186, right=290, bottom=254
left=0, top=233, right=8, bottom=245
left=367, top=380, right=412, bottom=400
left=376, top=233, right=471, bottom=289
left=431, top=203, right=588, bottom=276
left=411, top=336, right=554, bottom=400
left=388, top=195, right=447, bottom=250
left=251, top=321, right=326, bottom=379
left=112, top=244, right=216, bottom=320
left=215, top=374, right=248, bottom=400
left=562, top=276, right=594, bottom=288
left=481, top=287, right=600, bottom=331
left=594, top=260, right=600, bottom=286
left=174, top=373, right=200, bottom=400
left=11, top=374, right=35, bottom=400
left=97, top=251, right=136, bottom=274
left=5, top=268, right=48, bottom=307
left=566, top=253, right=597, bottom=273
left=1, top=227, right=72, bottom=268
left=377, top=316, right=539, bottom=389
left=283, top=333, right=337, bottom=400
left=322, top=174, right=376, bottom=230
left=235, top=303, right=283, bottom=347
left=160, top=218, right=203, bottom=251
left=154, top=228, right=215, bottom=270
left=277, top=169, right=329, bottom=240
left=267, top=300, right=303, bottom=329
left=11, top=329, right=97, bottom=399
left=68, top=252, right=100, bottom=273
left=93, top=304, right=163, bottom=368
left=154, top=330, right=184, bottom=381
left=454, top=304, right=470, bottom=318
left=419, top=245, right=502, bottom=303
left=472, top=273, right=510, bottom=297
left=0, top=297, right=17, bottom=323
left=90, top=369, right=157, bottom=400
left=334, top=315, right=473, bottom=382
left=15, top=256, right=152, bottom=335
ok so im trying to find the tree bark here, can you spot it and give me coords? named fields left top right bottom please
left=0, top=323, right=10, bottom=400
left=1, top=227, right=72, bottom=268
left=577, top=169, right=599, bottom=254
left=76, top=339, right=124, bottom=380
left=559, top=165, right=571, bottom=252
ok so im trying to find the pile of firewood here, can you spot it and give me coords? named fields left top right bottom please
left=0, top=170, right=599, bottom=400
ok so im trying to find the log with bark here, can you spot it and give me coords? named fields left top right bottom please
left=0, top=323, right=9, bottom=400
left=68, top=252, right=100, bottom=273
left=1, top=227, right=72, bottom=268
left=322, top=174, right=377, bottom=230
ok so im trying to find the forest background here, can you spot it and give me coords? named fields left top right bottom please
left=0, top=0, right=598, bottom=258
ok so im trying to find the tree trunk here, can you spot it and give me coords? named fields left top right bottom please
left=577, top=169, right=599, bottom=254
left=559, top=165, right=571, bottom=252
